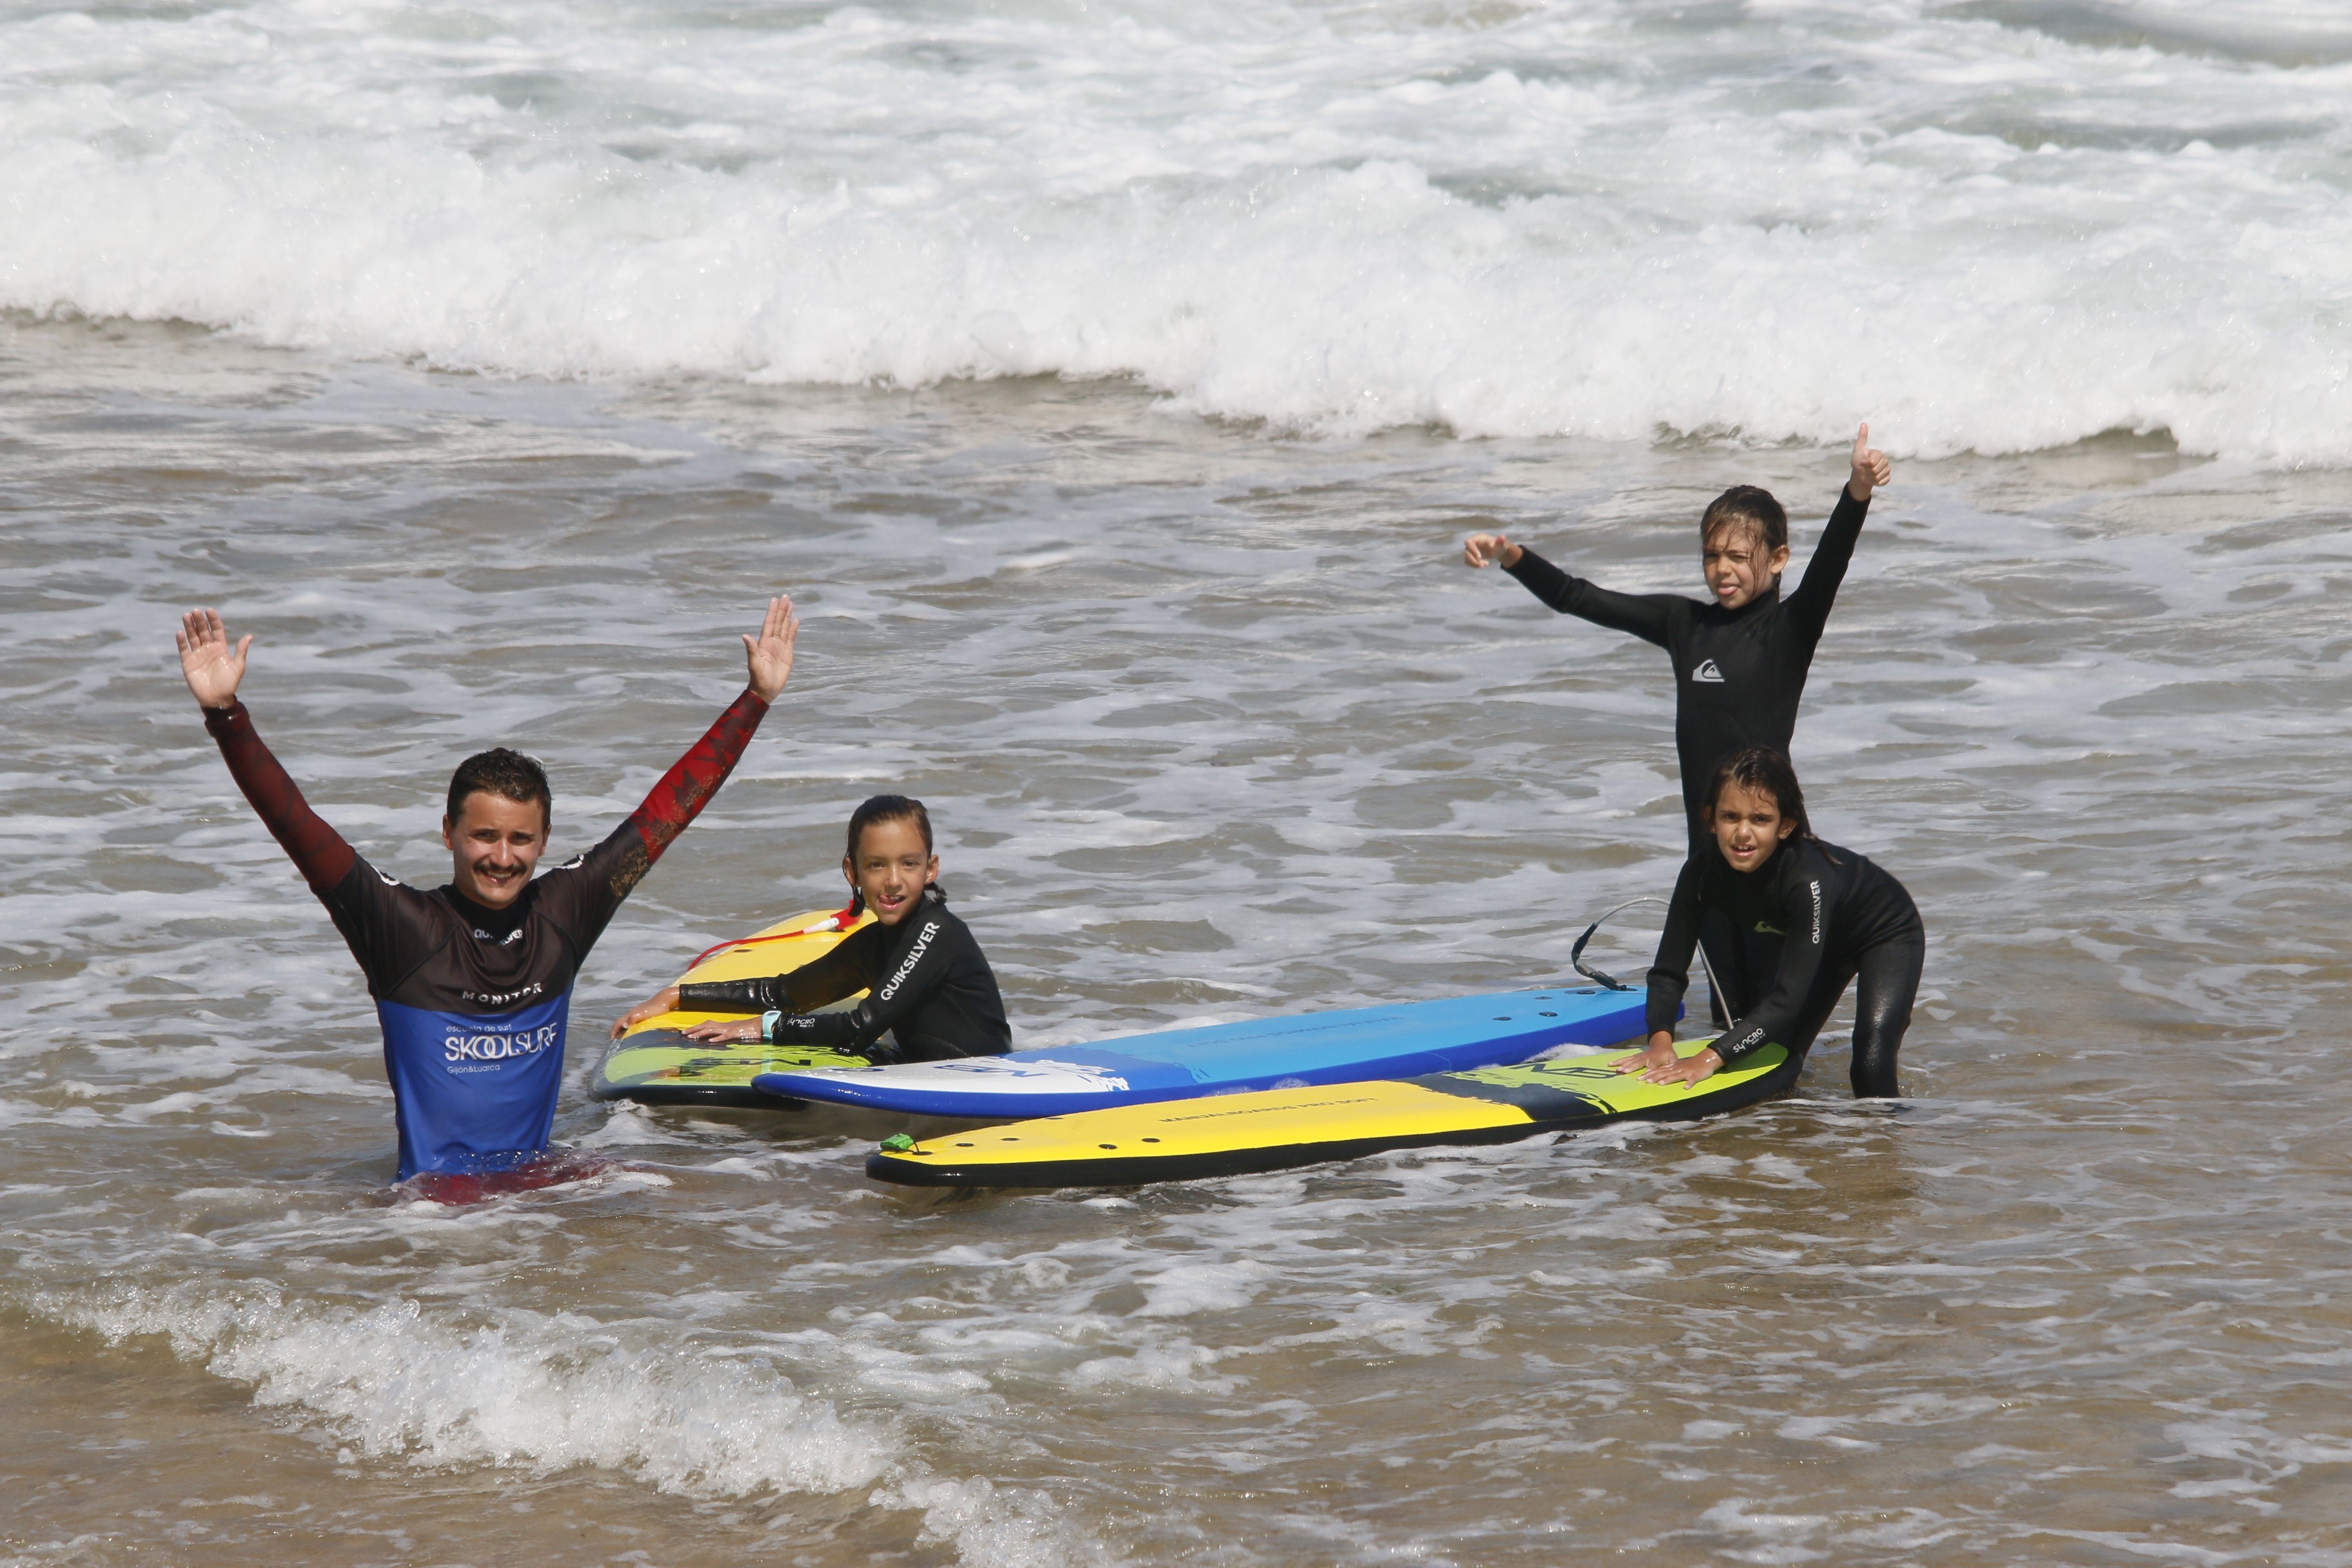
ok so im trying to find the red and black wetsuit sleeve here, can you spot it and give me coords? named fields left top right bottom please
left=528, top=687, right=772, bottom=951
left=204, top=701, right=359, bottom=892
left=203, top=701, right=451, bottom=994
left=1780, top=486, right=1870, bottom=643
left=1504, top=547, right=1680, bottom=649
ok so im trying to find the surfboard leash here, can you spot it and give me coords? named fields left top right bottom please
left=687, top=903, right=863, bottom=969
left=1570, top=894, right=1727, bottom=1017
left=1569, top=896, right=1665, bottom=990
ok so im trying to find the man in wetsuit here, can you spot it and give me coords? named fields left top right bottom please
left=176, top=598, right=799, bottom=1183
left=1463, top=425, right=1894, bottom=848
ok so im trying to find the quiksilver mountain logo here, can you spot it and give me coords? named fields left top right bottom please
left=1691, top=659, right=1725, bottom=683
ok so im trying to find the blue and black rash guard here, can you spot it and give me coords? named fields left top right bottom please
left=1645, top=836, right=1922, bottom=1065
left=678, top=886, right=1010, bottom=1063
left=203, top=691, right=768, bottom=1180
left=1504, top=486, right=1869, bottom=838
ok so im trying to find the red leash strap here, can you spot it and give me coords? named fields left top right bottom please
left=686, top=903, right=861, bottom=970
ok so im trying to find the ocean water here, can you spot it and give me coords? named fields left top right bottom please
left=6, top=3, right=2352, bottom=1565
left=5, top=0, right=2352, bottom=458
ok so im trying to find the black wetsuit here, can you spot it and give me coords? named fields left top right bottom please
left=1504, top=485, right=1869, bottom=840
left=1646, top=836, right=1925, bottom=1097
left=203, top=691, right=769, bottom=1179
left=680, top=886, right=1010, bottom=1063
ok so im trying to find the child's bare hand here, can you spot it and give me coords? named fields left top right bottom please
left=610, top=986, right=682, bottom=1039
left=1612, top=1033, right=1680, bottom=1077
left=683, top=1019, right=763, bottom=1045
left=1848, top=422, right=1892, bottom=500
left=1612, top=1032, right=1723, bottom=1087
left=1462, top=533, right=1522, bottom=569
left=1638, top=1047, right=1723, bottom=1088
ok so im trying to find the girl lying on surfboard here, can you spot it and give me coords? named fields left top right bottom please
left=1618, top=747, right=1925, bottom=1097
left=609, top=794, right=1012, bottom=1063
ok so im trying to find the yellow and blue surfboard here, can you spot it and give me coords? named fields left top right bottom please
left=865, top=1040, right=1797, bottom=1187
left=589, top=906, right=874, bottom=1107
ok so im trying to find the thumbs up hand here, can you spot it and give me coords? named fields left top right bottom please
left=1848, top=423, right=1892, bottom=502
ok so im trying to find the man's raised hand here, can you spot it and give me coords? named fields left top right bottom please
left=1848, top=423, right=1893, bottom=502
left=743, top=594, right=799, bottom=703
left=177, top=609, right=251, bottom=710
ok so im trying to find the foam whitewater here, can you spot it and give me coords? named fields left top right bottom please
left=32, top=1279, right=1095, bottom=1568
left=2, top=0, right=2349, bottom=462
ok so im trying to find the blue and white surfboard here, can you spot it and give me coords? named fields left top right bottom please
left=750, top=986, right=1656, bottom=1119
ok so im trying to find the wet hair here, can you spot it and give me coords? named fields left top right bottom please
left=1700, top=485, right=1789, bottom=558
left=1707, top=747, right=1812, bottom=841
left=841, top=794, right=939, bottom=916
left=446, top=747, right=552, bottom=828
left=845, top=794, right=934, bottom=861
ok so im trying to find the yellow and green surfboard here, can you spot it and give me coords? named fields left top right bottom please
left=589, top=906, right=874, bottom=1107
left=865, top=1039, right=1798, bottom=1187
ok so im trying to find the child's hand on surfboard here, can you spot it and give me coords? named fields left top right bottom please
left=1848, top=423, right=1893, bottom=502
left=1614, top=1032, right=1723, bottom=1088
left=682, top=1019, right=763, bottom=1044
left=611, top=985, right=681, bottom=1038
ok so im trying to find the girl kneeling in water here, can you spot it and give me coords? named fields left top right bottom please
left=1620, top=748, right=1924, bottom=1097
left=611, top=794, right=1010, bottom=1063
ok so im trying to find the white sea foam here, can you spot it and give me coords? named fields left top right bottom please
left=3, top=0, right=2347, bottom=460
left=46, top=1281, right=892, bottom=1493
left=35, top=1282, right=1094, bottom=1567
